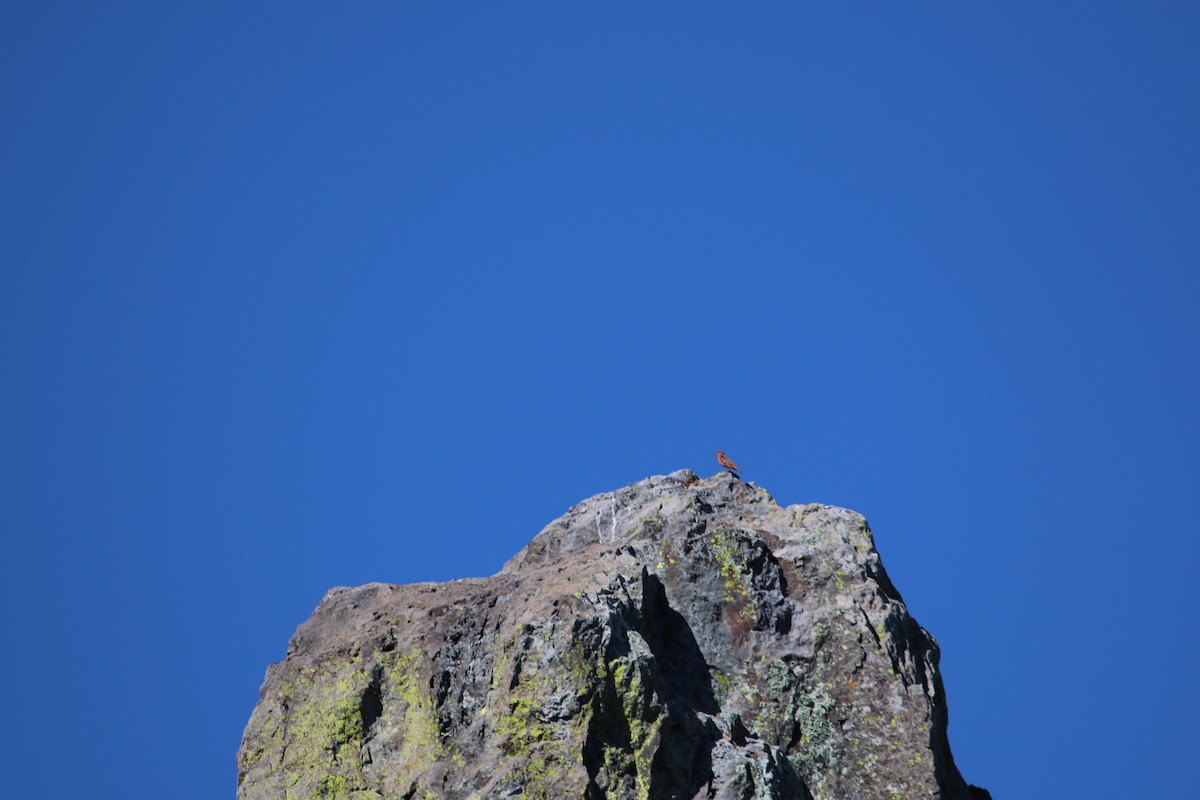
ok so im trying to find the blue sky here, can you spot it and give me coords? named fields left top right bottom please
left=2, top=3, right=1198, bottom=798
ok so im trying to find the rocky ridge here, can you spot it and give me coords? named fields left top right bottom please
left=237, top=470, right=990, bottom=799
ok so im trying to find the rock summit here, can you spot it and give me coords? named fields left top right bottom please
left=238, top=470, right=990, bottom=800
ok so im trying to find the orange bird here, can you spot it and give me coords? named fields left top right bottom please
left=715, top=450, right=741, bottom=474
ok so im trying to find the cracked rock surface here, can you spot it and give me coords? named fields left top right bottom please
left=237, top=470, right=991, bottom=800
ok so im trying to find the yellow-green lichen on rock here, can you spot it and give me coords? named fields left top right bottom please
left=275, top=662, right=377, bottom=800
left=709, top=528, right=758, bottom=624
left=373, top=646, right=455, bottom=795
left=490, top=627, right=591, bottom=799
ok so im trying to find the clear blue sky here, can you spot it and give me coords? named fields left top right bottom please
left=2, top=4, right=1197, bottom=798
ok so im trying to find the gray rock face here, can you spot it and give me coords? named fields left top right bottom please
left=237, top=471, right=990, bottom=800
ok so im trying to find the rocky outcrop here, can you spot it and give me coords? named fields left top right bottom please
left=237, top=470, right=990, bottom=800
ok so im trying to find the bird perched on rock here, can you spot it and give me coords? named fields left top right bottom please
left=715, top=450, right=741, bottom=475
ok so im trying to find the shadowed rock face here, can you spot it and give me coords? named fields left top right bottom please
left=237, top=471, right=991, bottom=800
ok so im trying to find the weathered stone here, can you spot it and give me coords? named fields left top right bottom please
left=237, top=470, right=990, bottom=800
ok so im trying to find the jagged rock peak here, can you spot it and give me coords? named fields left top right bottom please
left=237, top=469, right=990, bottom=800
